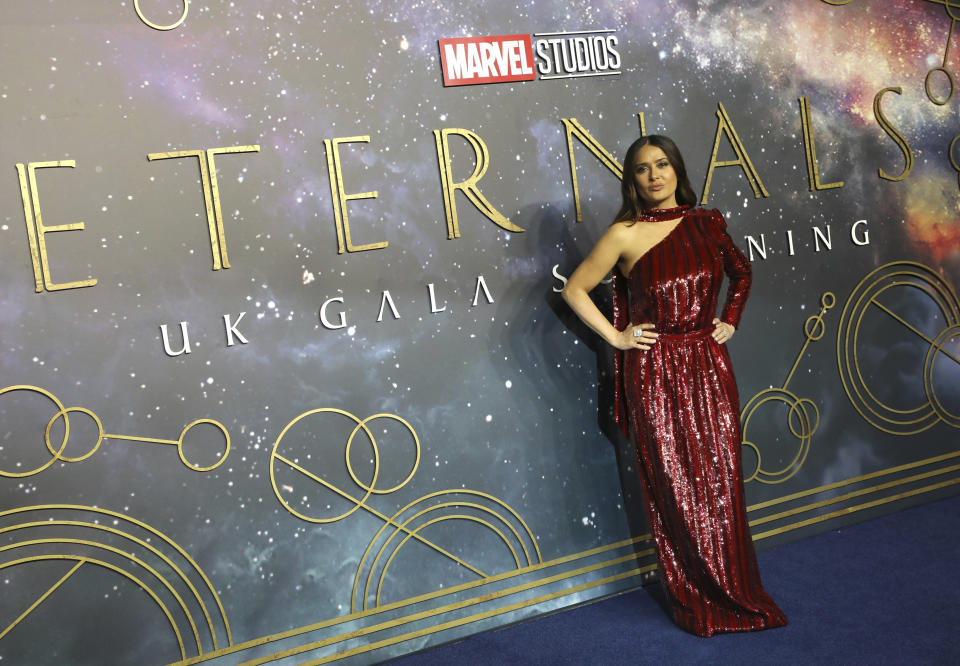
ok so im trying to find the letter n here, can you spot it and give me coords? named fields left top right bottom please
left=560, top=118, right=623, bottom=223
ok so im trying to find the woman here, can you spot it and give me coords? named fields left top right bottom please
left=562, top=135, right=787, bottom=636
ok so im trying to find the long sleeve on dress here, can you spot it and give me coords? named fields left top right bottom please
left=709, top=210, right=752, bottom=329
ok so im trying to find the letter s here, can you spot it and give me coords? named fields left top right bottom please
left=552, top=264, right=568, bottom=293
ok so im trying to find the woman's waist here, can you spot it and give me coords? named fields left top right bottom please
left=630, top=320, right=715, bottom=337
left=653, top=327, right=713, bottom=342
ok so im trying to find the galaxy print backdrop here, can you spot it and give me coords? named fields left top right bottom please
left=1, top=1, right=958, bottom=663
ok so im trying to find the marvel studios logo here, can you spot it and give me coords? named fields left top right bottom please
left=438, top=29, right=621, bottom=87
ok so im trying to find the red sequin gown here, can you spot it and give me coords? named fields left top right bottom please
left=612, top=206, right=787, bottom=636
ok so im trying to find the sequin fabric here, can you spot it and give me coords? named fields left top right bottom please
left=612, top=206, right=787, bottom=636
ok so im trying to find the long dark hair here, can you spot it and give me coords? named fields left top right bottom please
left=613, top=135, right=697, bottom=223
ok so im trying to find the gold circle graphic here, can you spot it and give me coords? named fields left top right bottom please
left=177, top=419, right=231, bottom=472
left=925, top=67, right=955, bottom=106
left=134, top=0, right=189, bottom=31
left=740, top=388, right=818, bottom=484
left=44, top=406, right=104, bottom=463
left=351, top=489, right=541, bottom=611
left=0, top=385, right=69, bottom=478
left=269, top=408, right=381, bottom=524
left=923, top=324, right=960, bottom=428
left=949, top=134, right=960, bottom=173
left=345, top=413, right=420, bottom=495
left=837, top=261, right=960, bottom=434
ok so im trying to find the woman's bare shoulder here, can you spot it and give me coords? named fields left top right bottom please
left=605, top=220, right=636, bottom=239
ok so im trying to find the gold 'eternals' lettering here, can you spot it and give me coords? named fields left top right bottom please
left=147, top=145, right=261, bottom=270
left=433, top=128, right=524, bottom=239
left=16, top=160, right=98, bottom=293
left=873, top=87, right=914, bottom=182
left=799, top=96, right=844, bottom=191
left=701, top=101, right=769, bottom=204
left=324, top=136, right=388, bottom=254
left=559, top=118, right=623, bottom=223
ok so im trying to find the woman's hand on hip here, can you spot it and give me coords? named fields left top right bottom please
left=612, top=323, right=658, bottom=351
left=711, top=318, right=735, bottom=344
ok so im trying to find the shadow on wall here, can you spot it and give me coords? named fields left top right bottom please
left=494, top=200, right=653, bottom=558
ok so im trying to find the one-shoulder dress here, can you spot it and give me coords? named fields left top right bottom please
left=612, top=205, right=787, bottom=636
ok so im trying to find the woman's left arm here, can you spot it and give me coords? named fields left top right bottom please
left=713, top=210, right=752, bottom=333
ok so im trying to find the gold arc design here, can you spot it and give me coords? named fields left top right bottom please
left=925, top=326, right=960, bottom=426
left=0, top=386, right=68, bottom=477
left=844, top=272, right=954, bottom=427
left=376, top=515, right=522, bottom=608
left=0, top=538, right=202, bottom=654
left=852, top=282, right=951, bottom=418
left=270, top=409, right=493, bottom=579
left=225, top=551, right=654, bottom=666
left=302, top=571, right=652, bottom=666
left=1, top=385, right=230, bottom=476
left=0, top=520, right=221, bottom=650
left=272, top=454, right=487, bottom=578
left=174, top=545, right=650, bottom=665
left=306, top=472, right=960, bottom=666
left=358, top=500, right=534, bottom=612
left=837, top=262, right=960, bottom=434
left=0, top=560, right=82, bottom=642
left=351, top=488, right=542, bottom=613
left=740, top=292, right=834, bottom=484
left=272, top=471, right=960, bottom=666
left=174, top=450, right=960, bottom=666
left=0, top=555, right=186, bottom=660
left=0, top=505, right=231, bottom=646
left=134, top=0, right=189, bottom=31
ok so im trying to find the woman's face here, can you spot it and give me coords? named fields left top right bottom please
left=632, top=144, right=678, bottom=210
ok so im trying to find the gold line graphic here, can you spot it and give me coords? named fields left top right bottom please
left=0, top=539, right=202, bottom=654
left=297, top=568, right=651, bottom=666
left=274, top=454, right=488, bottom=579
left=740, top=292, right=834, bottom=484
left=0, top=556, right=186, bottom=659
left=747, top=449, right=960, bottom=511
left=0, top=520, right=221, bottom=649
left=238, top=475, right=958, bottom=666
left=0, top=560, right=83, bottom=642
left=837, top=262, right=960, bottom=434
left=0, top=505, right=232, bottom=647
left=0, top=385, right=230, bottom=477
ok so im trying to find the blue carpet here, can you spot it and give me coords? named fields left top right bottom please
left=390, top=495, right=960, bottom=665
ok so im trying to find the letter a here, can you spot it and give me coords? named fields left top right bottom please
left=472, top=275, right=495, bottom=306
left=701, top=102, right=769, bottom=204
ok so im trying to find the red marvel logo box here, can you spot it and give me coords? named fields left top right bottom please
left=438, top=34, right=536, bottom=86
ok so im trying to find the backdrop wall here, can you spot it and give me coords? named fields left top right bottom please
left=1, top=1, right=958, bottom=664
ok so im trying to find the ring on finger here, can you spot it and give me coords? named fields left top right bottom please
left=633, top=329, right=641, bottom=337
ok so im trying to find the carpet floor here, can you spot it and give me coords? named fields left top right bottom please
left=389, top=494, right=960, bottom=665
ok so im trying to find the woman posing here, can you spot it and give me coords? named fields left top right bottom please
left=561, top=135, right=787, bottom=636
